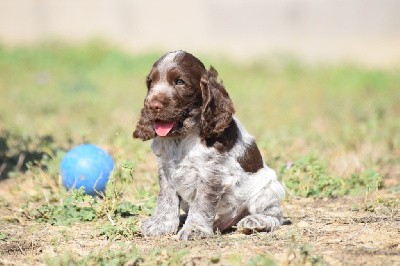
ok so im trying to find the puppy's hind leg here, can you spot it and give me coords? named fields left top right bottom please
left=237, top=206, right=289, bottom=234
left=237, top=180, right=290, bottom=234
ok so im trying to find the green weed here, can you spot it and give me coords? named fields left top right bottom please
left=32, top=188, right=141, bottom=226
left=98, top=217, right=139, bottom=239
left=281, top=154, right=383, bottom=198
left=32, top=188, right=100, bottom=225
left=299, top=244, right=325, bottom=266
left=281, top=154, right=338, bottom=197
left=113, top=201, right=140, bottom=217
left=209, top=254, right=221, bottom=264
left=247, top=254, right=276, bottom=266
left=0, top=232, right=8, bottom=241
left=0, top=197, right=9, bottom=208
left=98, top=201, right=141, bottom=239
left=150, top=249, right=189, bottom=265
left=46, top=246, right=193, bottom=266
left=226, top=253, right=243, bottom=265
left=46, top=247, right=143, bottom=266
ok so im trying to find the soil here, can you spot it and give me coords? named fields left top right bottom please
left=0, top=177, right=399, bottom=265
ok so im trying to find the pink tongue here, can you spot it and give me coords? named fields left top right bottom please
left=154, top=121, right=175, bottom=137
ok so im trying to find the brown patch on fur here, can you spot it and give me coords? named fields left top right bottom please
left=132, top=107, right=157, bottom=140
left=204, top=119, right=239, bottom=153
left=200, top=67, right=235, bottom=139
left=237, top=141, right=264, bottom=173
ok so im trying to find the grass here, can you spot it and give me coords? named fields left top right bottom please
left=281, top=154, right=383, bottom=198
left=0, top=42, right=399, bottom=265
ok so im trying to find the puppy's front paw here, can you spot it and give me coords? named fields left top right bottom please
left=141, top=216, right=179, bottom=237
left=177, top=224, right=213, bottom=240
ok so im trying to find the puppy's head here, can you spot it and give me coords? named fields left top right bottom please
left=133, top=51, right=234, bottom=141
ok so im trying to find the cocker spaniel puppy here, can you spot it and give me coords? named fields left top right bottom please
left=133, top=51, right=287, bottom=240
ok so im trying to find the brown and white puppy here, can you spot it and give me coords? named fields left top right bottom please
left=133, top=51, right=287, bottom=240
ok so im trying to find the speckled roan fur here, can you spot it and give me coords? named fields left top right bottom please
left=133, top=51, right=288, bottom=240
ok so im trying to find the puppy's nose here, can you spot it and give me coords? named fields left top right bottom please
left=149, top=100, right=163, bottom=111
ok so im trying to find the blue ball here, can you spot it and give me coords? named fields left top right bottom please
left=60, top=144, right=114, bottom=196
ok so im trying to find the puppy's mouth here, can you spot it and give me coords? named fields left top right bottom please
left=154, top=120, right=176, bottom=137
left=152, top=108, right=193, bottom=137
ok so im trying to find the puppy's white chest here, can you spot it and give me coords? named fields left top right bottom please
left=152, top=136, right=211, bottom=201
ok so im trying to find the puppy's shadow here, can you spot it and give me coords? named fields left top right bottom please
left=179, top=213, right=187, bottom=229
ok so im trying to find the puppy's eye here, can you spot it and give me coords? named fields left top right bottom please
left=175, top=79, right=185, bottom=86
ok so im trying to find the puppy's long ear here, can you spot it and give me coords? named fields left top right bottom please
left=200, top=67, right=235, bottom=139
left=132, top=107, right=156, bottom=141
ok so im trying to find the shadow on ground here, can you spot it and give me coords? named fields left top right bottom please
left=0, top=131, right=59, bottom=180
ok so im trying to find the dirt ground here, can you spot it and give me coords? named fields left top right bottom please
left=0, top=175, right=399, bottom=266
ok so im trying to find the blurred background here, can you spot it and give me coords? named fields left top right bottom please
left=0, top=1, right=399, bottom=189
left=1, top=0, right=400, bottom=66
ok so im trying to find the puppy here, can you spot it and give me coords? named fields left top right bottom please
left=133, top=51, right=287, bottom=240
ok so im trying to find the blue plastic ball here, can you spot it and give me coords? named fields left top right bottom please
left=60, top=144, right=114, bottom=196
